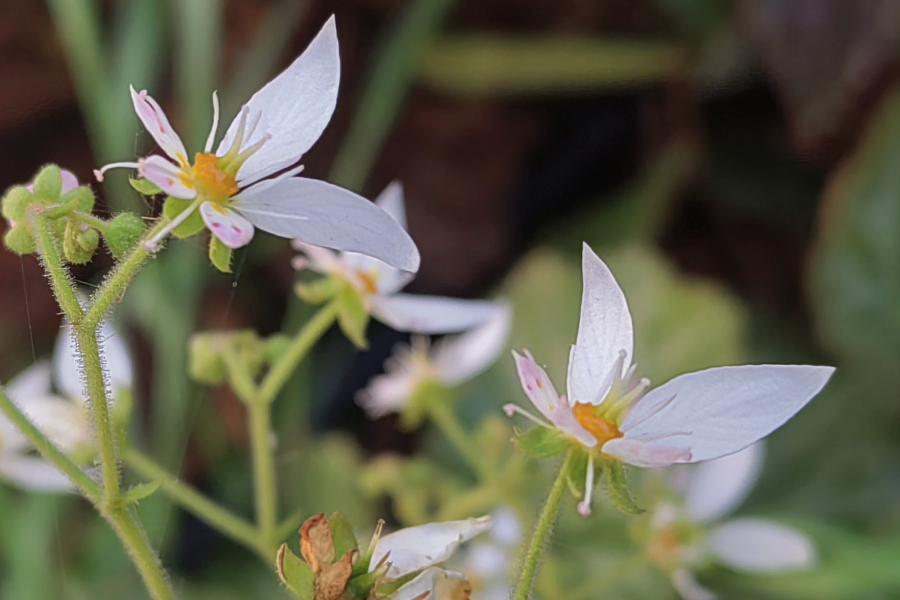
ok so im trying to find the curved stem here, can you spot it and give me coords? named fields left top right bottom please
left=427, top=397, right=486, bottom=478
left=512, top=450, right=573, bottom=600
left=30, top=213, right=84, bottom=323
left=249, top=397, right=277, bottom=552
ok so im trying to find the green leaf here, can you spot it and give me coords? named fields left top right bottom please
left=162, top=196, right=205, bottom=239
left=276, top=544, right=315, bottom=600
left=515, top=425, right=569, bottom=459
left=209, top=235, right=233, bottom=273
left=565, top=450, right=589, bottom=499
left=336, top=283, right=370, bottom=349
left=121, top=482, right=160, bottom=505
left=128, top=177, right=163, bottom=196
left=328, top=512, right=359, bottom=561
left=605, top=460, right=644, bottom=515
left=294, top=277, right=339, bottom=304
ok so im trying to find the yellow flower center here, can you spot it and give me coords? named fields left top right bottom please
left=573, top=402, right=623, bottom=445
left=182, top=152, right=240, bottom=204
left=647, top=525, right=685, bottom=569
left=356, top=270, right=379, bottom=295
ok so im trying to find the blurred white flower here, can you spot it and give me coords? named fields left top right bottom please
left=0, top=321, right=133, bottom=492
left=359, top=304, right=511, bottom=418
left=455, top=507, right=522, bottom=600
left=94, top=17, right=418, bottom=272
left=293, top=182, right=501, bottom=334
left=505, top=243, right=834, bottom=516
left=647, top=443, right=817, bottom=600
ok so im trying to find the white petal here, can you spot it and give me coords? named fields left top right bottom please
left=291, top=240, right=343, bottom=276
left=370, top=294, right=500, bottom=334
left=138, top=155, right=196, bottom=199
left=233, top=177, right=419, bottom=271
left=432, top=303, right=511, bottom=385
left=0, top=455, right=75, bottom=493
left=21, top=396, right=90, bottom=452
left=621, top=365, right=834, bottom=463
left=5, top=361, right=53, bottom=404
left=53, top=323, right=83, bottom=401
left=489, top=506, right=522, bottom=546
left=375, top=180, right=407, bottom=229
left=707, top=518, right=817, bottom=573
left=389, top=568, right=470, bottom=600
left=130, top=86, right=189, bottom=164
left=567, top=244, right=634, bottom=406
left=54, top=322, right=134, bottom=404
left=202, top=202, right=256, bottom=248
left=60, top=170, right=80, bottom=193
left=512, top=350, right=562, bottom=422
left=684, top=443, right=764, bottom=524
left=359, top=369, right=418, bottom=418
left=335, top=183, right=408, bottom=285
left=97, top=320, right=135, bottom=394
left=602, top=437, right=690, bottom=467
left=217, top=17, right=340, bottom=185
left=371, top=516, right=491, bottom=579
left=670, top=568, right=717, bottom=600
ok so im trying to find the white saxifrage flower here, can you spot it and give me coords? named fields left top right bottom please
left=0, top=321, right=133, bottom=492
left=95, top=16, right=418, bottom=272
left=647, top=443, right=816, bottom=600
left=359, top=302, right=511, bottom=418
left=293, top=181, right=500, bottom=334
left=504, top=243, right=834, bottom=516
left=453, top=507, right=522, bottom=600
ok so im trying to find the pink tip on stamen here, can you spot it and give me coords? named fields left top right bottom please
left=577, top=455, right=595, bottom=518
left=577, top=502, right=592, bottom=517
left=503, top=404, right=518, bottom=417
left=291, top=256, right=308, bottom=270
left=93, top=169, right=104, bottom=182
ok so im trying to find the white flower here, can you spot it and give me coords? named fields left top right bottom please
left=94, top=17, right=419, bottom=272
left=371, top=516, right=492, bottom=600
left=359, top=303, right=511, bottom=418
left=505, top=243, right=834, bottom=516
left=648, top=443, right=817, bottom=600
left=0, top=321, right=133, bottom=492
left=454, top=507, right=522, bottom=600
left=293, top=181, right=500, bottom=334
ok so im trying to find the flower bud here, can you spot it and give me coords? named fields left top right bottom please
left=264, top=334, right=291, bottom=365
left=3, top=223, right=36, bottom=254
left=104, top=213, right=147, bottom=258
left=2, top=186, right=33, bottom=222
left=59, top=185, right=95, bottom=214
left=64, top=221, right=99, bottom=264
left=188, top=334, right=228, bottom=386
left=31, top=165, right=63, bottom=201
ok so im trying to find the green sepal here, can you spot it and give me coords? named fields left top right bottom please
left=44, top=197, right=81, bottom=220
left=63, top=221, right=99, bottom=264
left=605, top=460, right=644, bottom=515
left=329, top=512, right=359, bottom=560
left=276, top=544, right=315, bottom=600
left=162, top=196, right=204, bottom=238
left=347, top=570, right=386, bottom=598
left=129, top=177, right=163, bottom=196
left=59, top=186, right=95, bottom=213
left=2, top=186, right=32, bottom=221
left=209, top=235, right=233, bottom=273
left=31, top=165, right=62, bottom=200
left=121, top=482, right=160, bottom=506
left=515, top=425, right=569, bottom=458
left=336, top=282, right=370, bottom=349
left=4, top=223, right=36, bottom=254
left=565, top=450, right=589, bottom=499
left=294, top=277, right=339, bottom=304
left=104, top=213, right=147, bottom=258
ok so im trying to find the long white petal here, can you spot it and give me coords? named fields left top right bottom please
left=201, top=202, right=256, bottom=248
left=432, top=303, right=511, bottom=385
left=371, top=516, right=491, bottom=579
left=684, top=443, right=764, bottom=524
left=389, top=568, right=470, bottom=600
left=370, top=294, right=499, bottom=334
left=233, top=177, right=419, bottom=271
left=621, top=365, right=834, bottom=463
left=670, top=568, right=717, bottom=600
left=359, top=369, right=418, bottom=418
left=602, top=437, right=690, bottom=467
left=130, top=86, right=188, bottom=164
left=567, top=244, right=634, bottom=406
left=0, top=455, right=75, bottom=493
left=21, top=396, right=90, bottom=452
left=707, top=519, right=817, bottom=572
left=5, top=361, right=53, bottom=404
left=217, top=17, right=340, bottom=185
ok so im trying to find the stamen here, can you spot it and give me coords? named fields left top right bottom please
left=143, top=197, right=203, bottom=251
left=245, top=109, right=263, bottom=139
left=620, top=392, right=678, bottom=431
left=218, top=106, right=250, bottom=170
left=93, top=162, right=140, bottom=182
left=503, top=404, right=552, bottom=428
left=577, top=454, right=595, bottom=517
left=204, top=91, right=220, bottom=154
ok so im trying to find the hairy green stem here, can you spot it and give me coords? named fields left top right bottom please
left=125, top=449, right=266, bottom=558
left=85, top=240, right=151, bottom=329
left=0, top=387, right=101, bottom=499
left=257, top=301, right=339, bottom=406
left=513, top=451, right=573, bottom=600
left=103, top=506, right=175, bottom=600
left=30, top=213, right=84, bottom=323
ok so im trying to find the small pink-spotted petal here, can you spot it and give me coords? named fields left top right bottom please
left=138, top=156, right=196, bottom=199
left=201, top=202, right=255, bottom=248
left=602, top=437, right=691, bottom=467
left=513, top=350, right=561, bottom=422
left=130, top=86, right=188, bottom=164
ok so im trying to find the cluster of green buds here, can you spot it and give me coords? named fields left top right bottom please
left=2, top=165, right=146, bottom=263
left=188, top=329, right=289, bottom=387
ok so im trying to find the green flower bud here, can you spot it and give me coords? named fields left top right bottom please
left=64, top=221, right=99, bottom=264
left=2, top=186, right=33, bottom=222
left=104, top=213, right=147, bottom=258
left=59, top=186, right=95, bottom=213
left=4, top=223, right=36, bottom=254
left=31, top=165, right=63, bottom=201
left=264, top=334, right=291, bottom=365
left=188, top=334, right=228, bottom=386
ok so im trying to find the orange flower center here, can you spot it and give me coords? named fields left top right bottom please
left=356, top=270, right=379, bottom=295
left=185, top=152, right=240, bottom=204
left=572, top=402, right=623, bottom=445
